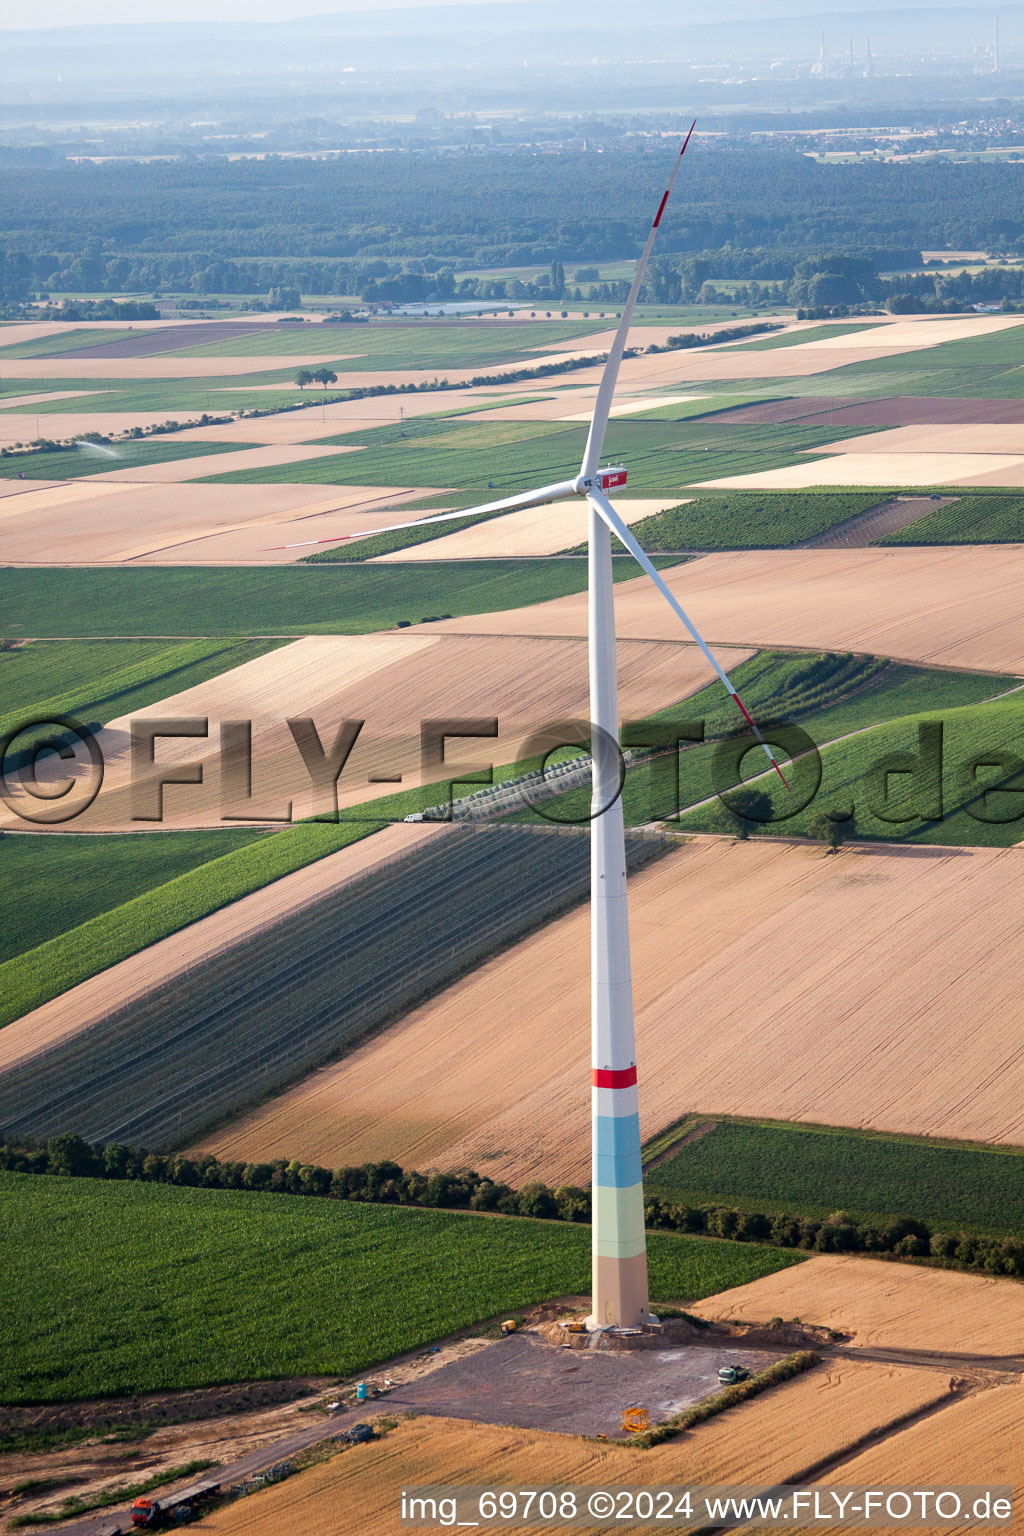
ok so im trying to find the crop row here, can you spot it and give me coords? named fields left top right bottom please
left=646, top=1118, right=1024, bottom=1237
left=0, top=827, right=666, bottom=1147
left=878, top=493, right=1024, bottom=545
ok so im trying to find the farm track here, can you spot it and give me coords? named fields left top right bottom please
left=0, top=827, right=667, bottom=1148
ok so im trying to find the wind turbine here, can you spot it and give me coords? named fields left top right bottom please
left=278, top=127, right=789, bottom=1329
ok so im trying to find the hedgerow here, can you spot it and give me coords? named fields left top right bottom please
left=5, top=1136, right=1022, bottom=1280
left=633, top=1351, right=819, bottom=1447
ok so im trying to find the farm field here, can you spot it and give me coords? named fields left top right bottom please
left=0, top=438, right=246, bottom=480
left=0, top=1172, right=797, bottom=1403
left=368, top=497, right=679, bottom=562
left=0, top=831, right=265, bottom=965
left=711, top=394, right=1024, bottom=427
left=697, top=450, right=1024, bottom=491
left=30, top=629, right=737, bottom=833
left=729, top=322, right=881, bottom=351
left=505, top=649, right=1006, bottom=832
left=196, top=416, right=843, bottom=496
left=0, top=824, right=431, bottom=1064
left=432, top=546, right=1024, bottom=673
left=196, top=1362, right=953, bottom=1536
left=177, top=318, right=598, bottom=363
left=691, top=1252, right=1024, bottom=1353
left=201, top=841, right=1024, bottom=1180
left=0, top=478, right=438, bottom=565
left=646, top=1118, right=1024, bottom=1235
left=879, top=492, right=1024, bottom=543
left=807, top=1385, right=1024, bottom=1534
left=680, top=692, right=1024, bottom=849
left=0, top=822, right=385, bottom=1032
left=0, top=560, right=671, bottom=636
left=565, top=492, right=890, bottom=551
left=0, top=636, right=283, bottom=739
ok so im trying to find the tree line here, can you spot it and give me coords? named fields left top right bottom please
left=4, top=1135, right=1022, bottom=1281
left=3, top=147, right=1023, bottom=300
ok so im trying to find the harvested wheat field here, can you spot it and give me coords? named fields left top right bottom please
left=0, top=320, right=86, bottom=348
left=810, top=1385, right=1024, bottom=1534
left=373, top=498, right=679, bottom=560
left=797, top=315, right=1024, bottom=351
left=132, top=488, right=440, bottom=564
left=48, top=632, right=744, bottom=830
left=559, top=393, right=708, bottom=422
left=693, top=1254, right=1024, bottom=1355
left=0, top=409, right=198, bottom=444
left=196, top=1363, right=953, bottom=1536
left=199, top=841, right=1024, bottom=1176
left=434, top=547, right=1024, bottom=673
left=699, top=451, right=1024, bottom=491
left=0, top=822, right=440, bottom=1076
left=816, top=423, right=1024, bottom=457
left=0, top=480, right=427, bottom=564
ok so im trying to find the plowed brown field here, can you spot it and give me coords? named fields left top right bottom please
left=199, top=842, right=1024, bottom=1177
left=698, top=451, right=1024, bottom=490
left=433, top=547, right=1024, bottom=673
left=195, top=1361, right=952, bottom=1536
left=373, top=498, right=680, bottom=560
left=0, top=479, right=427, bottom=564
left=34, top=632, right=744, bottom=831
left=692, top=1254, right=1024, bottom=1354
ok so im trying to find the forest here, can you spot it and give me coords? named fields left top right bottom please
left=3, top=146, right=1024, bottom=307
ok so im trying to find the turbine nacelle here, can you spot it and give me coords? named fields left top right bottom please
left=574, top=467, right=628, bottom=496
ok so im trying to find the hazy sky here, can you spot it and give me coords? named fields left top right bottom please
left=1, top=0, right=510, bottom=27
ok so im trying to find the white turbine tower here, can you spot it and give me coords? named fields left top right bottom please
left=281, top=127, right=789, bottom=1329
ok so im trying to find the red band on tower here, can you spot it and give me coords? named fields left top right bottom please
left=592, top=1066, right=638, bottom=1088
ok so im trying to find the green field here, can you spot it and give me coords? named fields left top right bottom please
left=0, top=822, right=382, bottom=1030
left=877, top=492, right=1024, bottom=544
left=630, top=395, right=768, bottom=422
left=0, top=560, right=673, bottom=639
left=0, top=439, right=249, bottom=481
left=679, top=691, right=1024, bottom=846
left=507, top=651, right=1007, bottom=831
left=806, top=323, right=1024, bottom=399
left=565, top=492, right=886, bottom=552
left=0, top=832, right=265, bottom=965
left=0, top=638, right=284, bottom=740
left=0, top=1173, right=800, bottom=1403
left=198, top=416, right=843, bottom=496
left=646, top=1118, right=1024, bottom=1236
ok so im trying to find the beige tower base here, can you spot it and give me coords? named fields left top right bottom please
left=589, top=1251, right=652, bottom=1330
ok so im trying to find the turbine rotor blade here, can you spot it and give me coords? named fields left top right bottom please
left=587, top=487, right=791, bottom=790
left=267, top=477, right=579, bottom=550
left=579, top=122, right=697, bottom=482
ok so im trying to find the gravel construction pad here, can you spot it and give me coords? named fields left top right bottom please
left=382, top=1331, right=777, bottom=1439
